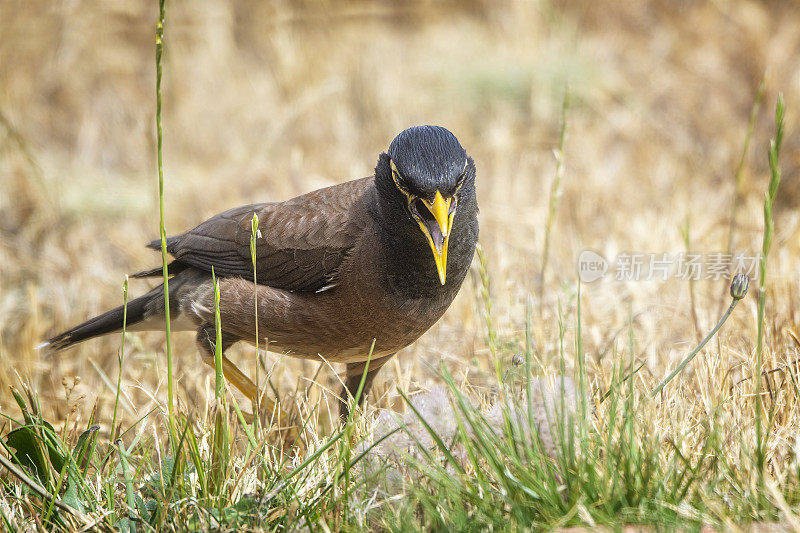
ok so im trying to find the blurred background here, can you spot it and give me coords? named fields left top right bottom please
left=1, top=1, right=798, bottom=428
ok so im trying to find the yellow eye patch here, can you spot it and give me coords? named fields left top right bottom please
left=389, top=158, right=412, bottom=202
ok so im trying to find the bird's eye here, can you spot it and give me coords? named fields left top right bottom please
left=389, top=158, right=409, bottom=195
left=454, top=159, right=468, bottom=191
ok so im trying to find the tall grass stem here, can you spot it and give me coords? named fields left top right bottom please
left=755, top=93, right=785, bottom=473
left=110, top=276, right=129, bottom=443
left=155, top=0, right=176, bottom=450
left=539, top=88, right=570, bottom=298
left=650, top=296, right=741, bottom=397
left=250, top=214, right=260, bottom=433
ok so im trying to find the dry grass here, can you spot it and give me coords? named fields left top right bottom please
left=1, top=0, right=800, bottom=529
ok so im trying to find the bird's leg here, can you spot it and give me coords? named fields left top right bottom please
left=340, top=353, right=395, bottom=422
left=195, top=324, right=286, bottom=427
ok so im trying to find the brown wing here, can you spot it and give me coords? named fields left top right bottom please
left=143, top=178, right=373, bottom=292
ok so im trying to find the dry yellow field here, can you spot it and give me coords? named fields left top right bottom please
left=1, top=1, right=799, bottom=529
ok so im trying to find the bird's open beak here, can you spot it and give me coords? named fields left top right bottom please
left=416, top=190, right=455, bottom=285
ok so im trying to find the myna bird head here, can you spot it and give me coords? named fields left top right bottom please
left=379, top=125, right=474, bottom=285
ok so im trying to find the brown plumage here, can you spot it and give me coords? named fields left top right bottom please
left=42, top=125, right=479, bottom=420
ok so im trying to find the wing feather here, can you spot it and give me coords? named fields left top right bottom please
left=144, top=178, right=373, bottom=292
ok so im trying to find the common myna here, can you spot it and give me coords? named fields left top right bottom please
left=41, top=125, right=479, bottom=419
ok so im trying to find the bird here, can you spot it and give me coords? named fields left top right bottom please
left=40, top=125, right=479, bottom=421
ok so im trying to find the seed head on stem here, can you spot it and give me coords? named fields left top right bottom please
left=730, top=273, right=750, bottom=300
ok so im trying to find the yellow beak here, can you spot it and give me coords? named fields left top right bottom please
left=417, top=190, right=455, bottom=285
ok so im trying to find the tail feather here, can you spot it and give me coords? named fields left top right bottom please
left=39, top=268, right=206, bottom=354
left=41, top=289, right=157, bottom=353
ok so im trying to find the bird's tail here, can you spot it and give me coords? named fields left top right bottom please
left=38, top=285, right=165, bottom=354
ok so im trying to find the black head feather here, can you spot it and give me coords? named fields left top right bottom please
left=386, top=125, right=468, bottom=198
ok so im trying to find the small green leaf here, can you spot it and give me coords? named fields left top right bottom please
left=135, top=494, right=152, bottom=522
left=37, top=420, right=69, bottom=475
left=10, top=388, right=34, bottom=426
left=60, top=478, right=85, bottom=514
left=6, top=426, right=51, bottom=486
left=72, top=425, right=100, bottom=469
left=115, top=517, right=137, bottom=533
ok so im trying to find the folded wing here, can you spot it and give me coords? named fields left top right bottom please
left=140, top=178, right=372, bottom=293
